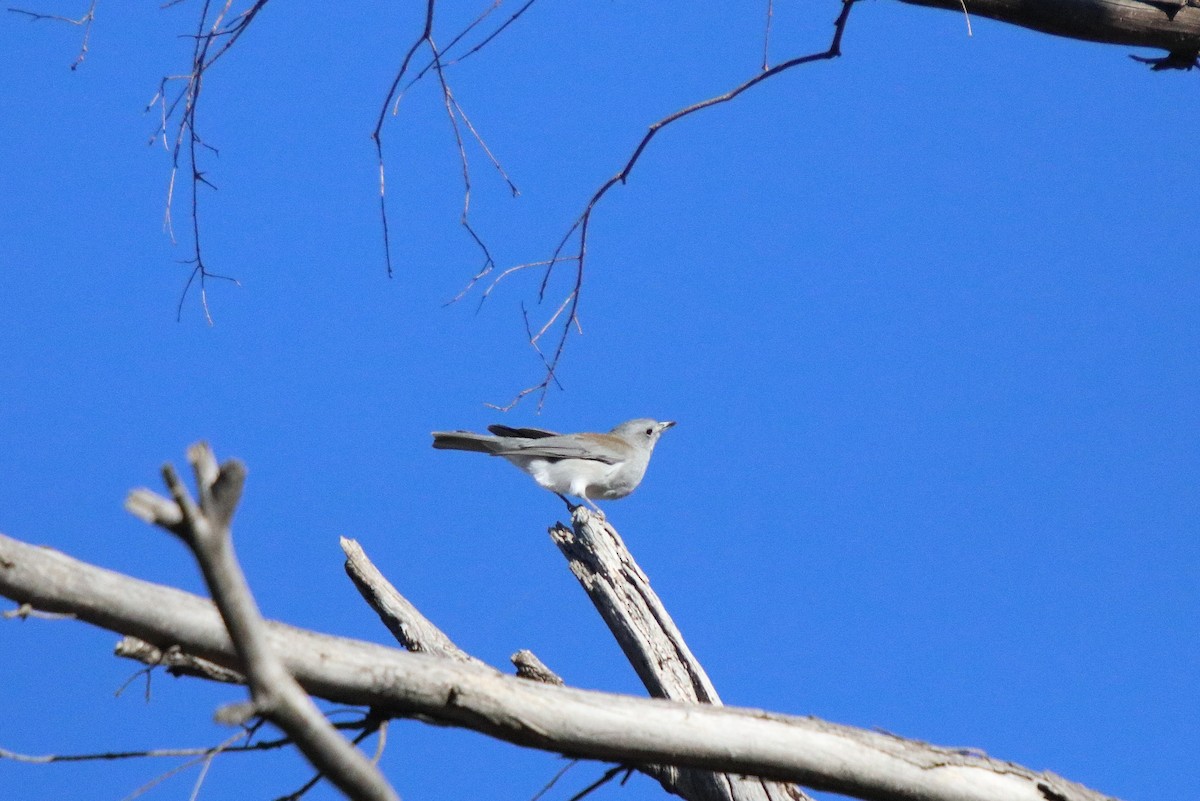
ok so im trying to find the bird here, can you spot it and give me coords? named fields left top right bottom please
left=431, top=418, right=676, bottom=512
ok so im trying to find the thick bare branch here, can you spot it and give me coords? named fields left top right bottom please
left=552, top=509, right=720, bottom=703
left=0, top=531, right=1118, bottom=801
left=896, top=0, right=1200, bottom=60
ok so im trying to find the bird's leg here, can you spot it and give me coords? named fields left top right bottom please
left=582, top=495, right=605, bottom=518
left=555, top=492, right=578, bottom=512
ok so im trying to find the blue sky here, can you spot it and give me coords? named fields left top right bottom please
left=1, top=2, right=1197, bottom=800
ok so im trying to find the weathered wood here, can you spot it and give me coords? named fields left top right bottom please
left=0, top=532, right=1119, bottom=801
left=127, top=447, right=400, bottom=801
left=552, top=509, right=805, bottom=801
left=896, top=0, right=1200, bottom=57
left=341, top=536, right=486, bottom=665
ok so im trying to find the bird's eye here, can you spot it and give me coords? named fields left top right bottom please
left=645, top=428, right=653, bottom=436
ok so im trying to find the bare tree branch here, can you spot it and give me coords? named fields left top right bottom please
left=493, top=0, right=860, bottom=410
left=341, top=536, right=482, bottom=664
left=371, top=1, right=531, bottom=280
left=126, top=444, right=399, bottom=801
left=895, top=0, right=1200, bottom=64
left=115, top=636, right=246, bottom=684
left=143, top=1, right=267, bottom=323
left=0, top=725, right=372, bottom=764
left=371, top=0, right=433, bottom=279
left=0, top=530, right=1118, bottom=801
left=372, top=0, right=536, bottom=279
left=552, top=508, right=806, bottom=801
left=7, top=0, right=97, bottom=69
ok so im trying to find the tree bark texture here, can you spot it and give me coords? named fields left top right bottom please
left=897, top=0, right=1200, bottom=54
left=552, top=510, right=805, bottom=801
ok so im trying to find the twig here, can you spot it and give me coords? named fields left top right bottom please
left=762, top=0, right=774, bottom=70
left=112, top=663, right=154, bottom=701
left=186, top=748, right=216, bottom=801
left=372, top=0, right=533, bottom=277
left=3, top=602, right=74, bottom=620
left=395, top=0, right=502, bottom=104
left=152, top=1, right=267, bottom=323
left=372, top=0, right=437, bottom=278
left=564, top=764, right=634, bottom=801
left=494, top=0, right=861, bottom=411
left=529, top=759, right=580, bottom=801
left=429, top=35, right=501, bottom=294
left=0, top=738, right=265, bottom=764
left=7, top=0, right=98, bottom=70
left=117, top=729, right=250, bottom=801
left=440, top=0, right=539, bottom=71
left=448, top=256, right=569, bottom=310
left=273, top=721, right=385, bottom=801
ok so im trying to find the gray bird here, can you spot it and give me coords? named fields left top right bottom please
left=432, top=418, right=676, bottom=511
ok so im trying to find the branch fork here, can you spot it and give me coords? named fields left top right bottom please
left=125, top=442, right=398, bottom=801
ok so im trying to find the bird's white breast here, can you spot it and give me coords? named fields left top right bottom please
left=518, top=457, right=627, bottom=499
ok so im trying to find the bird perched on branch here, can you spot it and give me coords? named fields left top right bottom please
left=432, top=418, right=676, bottom=512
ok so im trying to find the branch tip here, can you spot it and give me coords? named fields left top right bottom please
left=124, top=488, right=184, bottom=528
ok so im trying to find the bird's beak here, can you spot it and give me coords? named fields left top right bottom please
left=660, top=421, right=677, bottom=431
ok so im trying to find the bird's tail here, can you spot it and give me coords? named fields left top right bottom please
left=431, top=431, right=502, bottom=454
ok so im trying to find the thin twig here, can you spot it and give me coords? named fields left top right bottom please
left=395, top=0, right=502, bottom=105
left=494, top=0, right=860, bottom=411
left=272, top=721, right=384, bottom=801
left=153, top=1, right=266, bottom=322
left=372, top=0, right=436, bottom=278
left=564, top=765, right=634, bottom=801
left=429, top=35, right=500, bottom=293
left=762, top=0, right=774, bottom=70
left=373, top=0, right=533, bottom=278
left=7, top=0, right=98, bottom=69
left=529, top=759, right=580, bottom=801
left=116, top=732, right=245, bottom=801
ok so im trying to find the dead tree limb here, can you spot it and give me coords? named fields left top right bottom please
left=551, top=508, right=806, bottom=801
left=124, top=443, right=398, bottom=801
left=341, top=535, right=483, bottom=665
left=897, top=0, right=1200, bottom=63
left=342, top=536, right=565, bottom=687
left=0, top=529, right=1117, bottom=801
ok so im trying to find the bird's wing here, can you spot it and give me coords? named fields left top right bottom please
left=493, top=434, right=628, bottom=465
left=487, top=424, right=560, bottom=439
